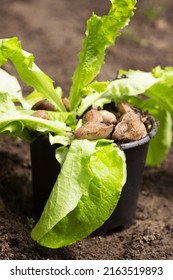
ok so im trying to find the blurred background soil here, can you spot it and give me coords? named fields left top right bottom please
left=0, top=0, right=173, bottom=259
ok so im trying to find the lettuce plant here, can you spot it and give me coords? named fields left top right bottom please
left=0, top=0, right=173, bottom=248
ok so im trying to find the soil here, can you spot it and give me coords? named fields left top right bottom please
left=0, top=0, right=173, bottom=260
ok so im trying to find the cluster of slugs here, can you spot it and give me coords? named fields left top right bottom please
left=74, top=102, right=153, bottom=143
left=31, top=98, right=153, bottom=143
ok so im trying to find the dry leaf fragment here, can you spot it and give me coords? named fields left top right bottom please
left=74, top=122, right=114, bottom=140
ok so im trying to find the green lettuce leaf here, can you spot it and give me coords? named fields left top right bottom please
left=107, top=67, right=173, bottom=106
left=77, top=68, right=160, bottom=116
left=0, top=37, right=66, bottom=112
left=118, top=67, right=173, bottom=116
left=25, top=86, right=63, bottom=108
left=145, top=83, right=173, bottom=116
left=110, top=69, right=158, bottom=100
left=77, top=90, right=112, bottom=117
left=49, top=134, right=71, bottom=147
left=69, top=0, right=137, bottom=110
left=127, top=96, right=172, bottom=166
left=0, top=93, right=71, bottom=141
left=146, top=109, right=172, bottom=166
left=31, top=139, right=126, bottom=248
left=0, top=68, right=29, bottom=109
left=54, top=146, right=69, bottom=166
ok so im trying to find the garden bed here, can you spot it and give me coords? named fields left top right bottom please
left=0, top=0, right=173, bottom=259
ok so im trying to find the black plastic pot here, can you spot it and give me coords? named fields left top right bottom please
left=30, top=121, right=158, bottom=234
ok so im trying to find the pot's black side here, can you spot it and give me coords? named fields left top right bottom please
left=30, top=137, right=60, bottom=218
left=91, top=142, right=149, bottom=235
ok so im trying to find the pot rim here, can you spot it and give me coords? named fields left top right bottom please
left=119, top=120, right=159, bottom=150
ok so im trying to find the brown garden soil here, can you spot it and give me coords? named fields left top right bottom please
left=0, top=0, right=173, bottom=260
